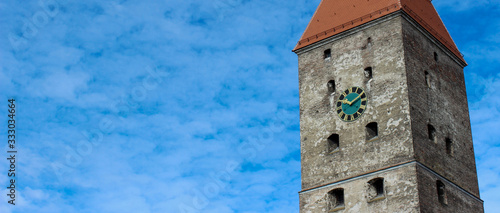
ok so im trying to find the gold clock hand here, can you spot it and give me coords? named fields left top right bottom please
left=349, top=95, right=360, bottom=105
left=349, top=92, right=364, bottom=105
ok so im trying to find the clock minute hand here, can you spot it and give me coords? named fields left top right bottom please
left=349, top=92, right=364, bottom=105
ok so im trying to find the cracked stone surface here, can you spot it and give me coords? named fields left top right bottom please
left=297, top=15, right=483, bottom=212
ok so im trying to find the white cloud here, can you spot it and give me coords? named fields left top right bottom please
left=469, top=75, right=500, bottom=212
left=27, top=71, right=89, bottom=100
left=0, top=0, right=495, bottom=212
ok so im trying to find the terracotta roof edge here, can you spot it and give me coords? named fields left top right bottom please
left=293, top=0, right=326, bottom=51
left=293, top=3, right=402, bottom=52
left=400, top=4, right=466, bottom=64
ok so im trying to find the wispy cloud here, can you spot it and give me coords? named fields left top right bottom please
left=436, top=1, right=500, bottom=211
left=0, top=0, right=496, bottom=212
left=1, top=0, right=307, bottom=212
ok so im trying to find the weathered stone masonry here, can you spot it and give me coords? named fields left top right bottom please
left=294, top=1, right=484, bottom=212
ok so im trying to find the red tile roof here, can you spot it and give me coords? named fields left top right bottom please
left=294, top=0, right=464, bottom=63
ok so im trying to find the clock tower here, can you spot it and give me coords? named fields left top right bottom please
left=293, top=0, right=484, bottom=212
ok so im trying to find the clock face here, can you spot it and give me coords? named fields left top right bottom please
left=336, top=86, right=367, bottom=122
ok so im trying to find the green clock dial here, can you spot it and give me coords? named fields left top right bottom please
left=336, top=86, right=367, bottom=122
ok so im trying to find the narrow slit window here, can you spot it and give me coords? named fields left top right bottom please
left=446, top=138, right=453, bottom=155
left=368, top=178, right=385, bottom=201
left=366, top=122, right=378, bottom=141
left=364, top=67, right=373, bottom=79
left=327, top=80, right=336, bottom=94
left=434, top=52, right=439, bottom=61
left=328, top=188, right=345, bottom=211
left=324, top=49, right=331, bottom=59
left=327, top=134, right=340, bottom=153
left=436, top=180, right=447, bottom=205
left=362, top=37, right=372, bottom=49
left=428, top=124, right=436, bottom=142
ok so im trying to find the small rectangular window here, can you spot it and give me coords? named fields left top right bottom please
left=428, top=124, right=436, bottom=143
left=366, top=122, right=378, bottom=141
left=446, top=138, right=453, bottom=155
left=368, top=178, right=385, bottom=202
left=328, top=188, right=345, bottom=211
left=437, top=180, right=447, bottom=205
left=327, top=80, right=336, bottom=94
left=364, top=67, right=373, bottom=79
left=327, top=134, right=340, bottom=153
left=324, top=49, right=331, bottom=59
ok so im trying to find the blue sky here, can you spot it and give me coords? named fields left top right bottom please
left=0, top=0, right=498, bottom=212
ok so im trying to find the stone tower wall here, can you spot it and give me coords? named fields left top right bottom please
left=416, top=165, right=484, bottom=212
left=401, top=16, right=480, bottom=196
left=298, top=15, right=414, bottom=191
left=297, top=10, right=484, bottom=212
left=299, top=164, right=420, bottom=213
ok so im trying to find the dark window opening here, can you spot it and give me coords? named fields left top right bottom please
left=364, top=67, right=373, bottom=79
left=368, top=178, right=385, bottom=200
left=362, top=37, right=372, bottom=49
left=446, top=138, right=453, bottom=155
left=327, top=134, right=340, bottom=153
left=327, top=80, right=336, bottom=94
left=324, top=49, right=331, bottom=59
left=434, top=52, right=439, bottom=61
left=425, top=71, right=431, bottom=88
left=437, top=180, right=447, bottom=205
left=366, top=122, right=378, bottom=141
left=328, top=188, right=345, bottom=211
left=428, top=124, right=436, bottom=142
